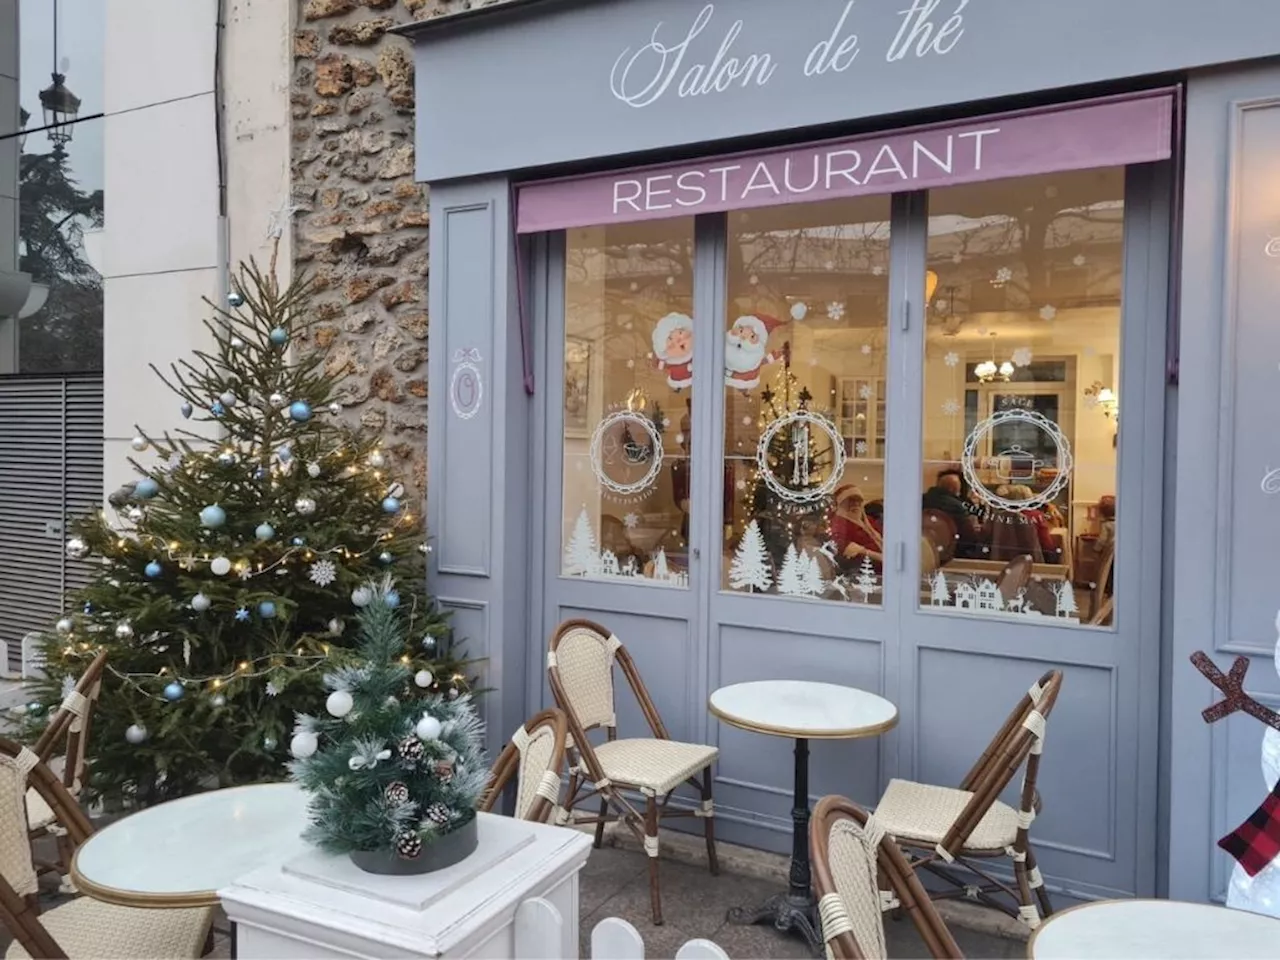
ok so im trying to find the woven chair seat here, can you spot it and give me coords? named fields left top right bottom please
left=5, top=895, right=213, bottom=959
left=594, top=739, right=718, bottom=796
left=24, top=788, right=55, bottom=832
left=875, top=778, right=1019, bottom=852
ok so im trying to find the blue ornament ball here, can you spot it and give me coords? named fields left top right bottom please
left=144, top=561, right=162, bottom=579
left=134, top=477, right=159, bottom=499
left=258, top=601, right=277, bottom=619
left=291, top=536, right=306, bottom=547
left=26, top=702, right=43, bottom=717
left=227, top=291, right=245, bottom=308
left=269, top=327, right=289, bottom=346
left=255, top=523, right=275, bottom=541
left=381, top=497, right=401, bottom=514
left=211, top=401, right=226, bottom=417
left=180, top=401, right=194, bottom=419
left=254, top=467, right=268, bottom=480
left=277, top=445, right=293, bottom=463
left=385, top=590, right=401, bottom=609
left=378, top=551, right=394, bottom=565
left=289, top=401, right=312, bottom=422
left=199, top=504, right=227, bottom=529
left=163, top=682, right=185, bottom=702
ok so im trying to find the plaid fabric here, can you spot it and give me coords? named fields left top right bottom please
left=1220, top=781, right=1280, bottom=877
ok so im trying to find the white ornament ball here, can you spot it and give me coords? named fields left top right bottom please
left=230, top=336, right=246, bottom=351
left=65, top=537, right=89, bottom=560
left=329, top=402, right=342, bottom=416
left=212, top=694, right=226, bottom=708
left=210, top=556, right=232, bottom=576
left=307, top=462, right=322, bottom=478
left=351, top=586, right=372, bottom=608
left=328, top=618, right=345, bottom=636
left=55, top=617, right=73, bottom=635
left=190, top=593, right=211, bottom=612
left=295, top=497, right=317, bottom=516
left=290, top=731, right=319, bottom=759
left=130, top=435, right=149, bottom=452
left=369, top=451, right=386, bottom=469
left=415, top=715, right=443, bottom=741
left=219, top=391, right=237, bottom=408
left=268, top=392, right=285, bottom=408
left=414, top=669, right=434, bottom=688
left=114, top=621, right=134, bottom=640
left=126, top=506, right=145, bottom=523
left=125, top=724, right=148, bottom=744
left=326, top=690, right=354, bottom=718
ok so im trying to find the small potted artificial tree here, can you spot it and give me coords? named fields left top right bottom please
left=290, top=577, right=488, bottom=874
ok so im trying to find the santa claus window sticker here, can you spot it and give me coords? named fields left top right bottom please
left=652, top=312, right=694, bottom=390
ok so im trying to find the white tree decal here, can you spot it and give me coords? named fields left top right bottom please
left=855, top=556, right=879, bottom=603
left=729, top=520, right=773, bottom=593
left=652, top=547, right=670, bottom=581
left=564, top=506, right=599, bottom=576
left=777, top=544, right=805, bottom=596
left=929, top=570, right=950, bottom=606
left=800, top=551, right=827, bottom=597
left=1053, top=581, right=1079, bottom=619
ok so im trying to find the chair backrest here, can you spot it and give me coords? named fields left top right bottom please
left=34, top=650, right=108, bottom=799
left=480, top=708, right=568, bottom=823
left=811, top=796, right=962, bottom=960
left=943, top=670, right=1064, bottom=860
left=996, top=554, right=1034, bottom=604
left=991, top=516, right=1043, bottom=564
left=0, top=736, right=95, bottom=957
left=547, top=620, right=668, bottom=785
left=922, top=509, right=957, bottom=568
left=1091, top=539, right=1116, bottom=615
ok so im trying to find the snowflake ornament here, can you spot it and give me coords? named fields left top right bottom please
left=266, top=682, right=280, bottom=698
left=1073, top=254, right=1087, bottom=267
left=1012, top=347, right=1033, bottom=368
left=859, top=384, right=874, bottom=400
left=309, top=559, right=338, bottom=587
left=942, top=398, right=961, bottom=417
left=623, top=512, right=640, bottom=530
left=855, top=440, right=868, bottom=455
left=944, top=351, right=960, bottom=368
left=827, top=302, right=846, bottom=321
left=1039, top=304, right=1058, bottom=322
left=995, top=267, right=1014, bottom=285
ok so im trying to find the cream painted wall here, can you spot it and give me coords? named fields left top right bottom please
left=101, top=0, right=292, bottom=497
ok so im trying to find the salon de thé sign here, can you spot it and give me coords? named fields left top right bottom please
left=609, top=0, right=969, bottom=109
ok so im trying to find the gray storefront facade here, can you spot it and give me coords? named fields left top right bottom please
left=404, top=0, right=1280, bottom=905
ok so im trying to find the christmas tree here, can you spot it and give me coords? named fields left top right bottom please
left=26, top=256, right=468, bottom=808
left=289, top=577, right=487, bottom=867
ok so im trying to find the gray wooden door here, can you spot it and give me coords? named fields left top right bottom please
left=533, top=165, right=1167, bottom=902
left=0, top=376, right=103, bottom=673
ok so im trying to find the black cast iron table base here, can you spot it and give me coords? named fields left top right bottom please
left=725, top=737, right=823, bottom=957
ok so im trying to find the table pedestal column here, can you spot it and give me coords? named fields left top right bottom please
left=725, top=737, right=821, bottom=956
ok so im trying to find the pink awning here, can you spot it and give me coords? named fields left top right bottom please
left=516, top=89, right=1174, bottom=234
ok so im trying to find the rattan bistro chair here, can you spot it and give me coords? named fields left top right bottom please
left=27, top=651, right=107, bottom=881
left=811, top=796, right=963, bottom=959
left=547, top=619, right=718, bottom=925
left=871, top=670, right=1063, bottom=930
left=479, top=708, right=569, bottom=824
left=0, top=736, right=212, bottom=958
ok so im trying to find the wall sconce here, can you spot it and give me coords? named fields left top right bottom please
left=1085, top=381, right=1118, bottom=419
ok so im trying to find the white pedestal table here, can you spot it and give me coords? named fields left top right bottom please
left=1028, top=898, right=1280, bottom=959
left=708, top=680, right=897, bottom=956
left=220, top=811, right=593, bottom=958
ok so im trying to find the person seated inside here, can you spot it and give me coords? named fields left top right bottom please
left=922, top=470, right=983, bottom=557
left=830, top=484, right=884, bottom=571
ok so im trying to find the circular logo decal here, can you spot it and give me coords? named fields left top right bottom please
left=961, top=409, right=1073, bottom=511
left=755, top=410, right=847, bottom=505
left=589, top=410, right=665, bottom=499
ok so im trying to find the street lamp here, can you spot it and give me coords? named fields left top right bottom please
left=39, top=73, right=81, bottom=151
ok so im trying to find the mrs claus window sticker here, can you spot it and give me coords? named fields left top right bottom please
left=652, top=312, right=694, bottom=390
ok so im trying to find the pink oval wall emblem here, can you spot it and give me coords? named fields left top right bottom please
left=450, top=348, right=484, bottom=420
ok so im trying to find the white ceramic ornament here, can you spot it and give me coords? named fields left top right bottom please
left=414, top=669, right=434, bottom=688
left=351, top=586, right=372, bottom=608
left=295, top=497, right=317, bottom=516
left=55, top=617, right=73, bottom=634
left=114, top=621, right=134, bottom=639
left=190, top=593, right=211, bottom=612
left=369, top=451, right=386, bottom=468
left=210, top=556, right=232, bottom=576
left=130, top=435, right=148, bottom=452
left=307, top=462, right=321, bottom=478
left=326, top=689, right=354, bottom=718
left=219, top=391, right=237, bottom=408
left=125, top=724, right=148, bottom=744
left=328, top=617, right=345, bottom=636
left=290, top=730, right=319, bottom=759
left=328, top=402, right=342, bottom=416
left=268, top=392, right=285, bottom=408
left=415, top=715, right=443, bottom=741
left=212, top=694, right=226, bottom=708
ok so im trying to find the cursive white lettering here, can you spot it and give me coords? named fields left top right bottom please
left=887, top=0, right=967, bottom=62
left=610, top=4, right=714, bottom=109
left=805, top=1, right=861, bottom=76
left=613, top=179, right=644, bottom=213
left=675, top=171, right=708, bottom=206
left=824, top=149, right=863, bottom=189
left=957, top=127, right=999, bottom=169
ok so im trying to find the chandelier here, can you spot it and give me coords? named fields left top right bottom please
left=974, top=334, right=1014, bottom=383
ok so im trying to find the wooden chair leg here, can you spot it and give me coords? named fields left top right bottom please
left=701, top=768, right=719, bottom=876
left=1012, top=849, right=1040, bottom=928
left=645, top=794, right=663, bottom=925
left=593, top=796, right=609, bottom=849
left=1026, top=844, right=1053, bottom=918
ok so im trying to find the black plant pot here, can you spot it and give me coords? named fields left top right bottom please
left=348, top=815, right=479, bottom=876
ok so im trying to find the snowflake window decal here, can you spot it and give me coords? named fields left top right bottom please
left=944, top=352, right=960, bottom=368
left=1039, top=304, right=1058, bottom=322
left=1012, top=347, right=1034, bottom=368
left=827, top=302, right=845, bottom=321
left=941, top=398, right=961, bottom=417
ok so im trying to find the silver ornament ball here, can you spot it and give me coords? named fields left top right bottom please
left=55, top=617, right=73, bottom=635
left=125, top=724, right=149, bottom=744
left=114, top=621, right=134, bottom=640
left=65, top=537, right=89, bottom=560
left=130, top=435, right=148, bottom=452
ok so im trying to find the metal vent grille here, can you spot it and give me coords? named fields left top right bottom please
left=0, top=377, right=103, bottom=673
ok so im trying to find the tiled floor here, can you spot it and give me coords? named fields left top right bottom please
left=10, top=844, right=1022, bottom=959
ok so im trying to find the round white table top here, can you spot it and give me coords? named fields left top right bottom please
left=708, top=680, right=897, bottom=740
left=71, top=782, right=310, bottom=908
left=1029, top=899, right=1280, bottom=959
